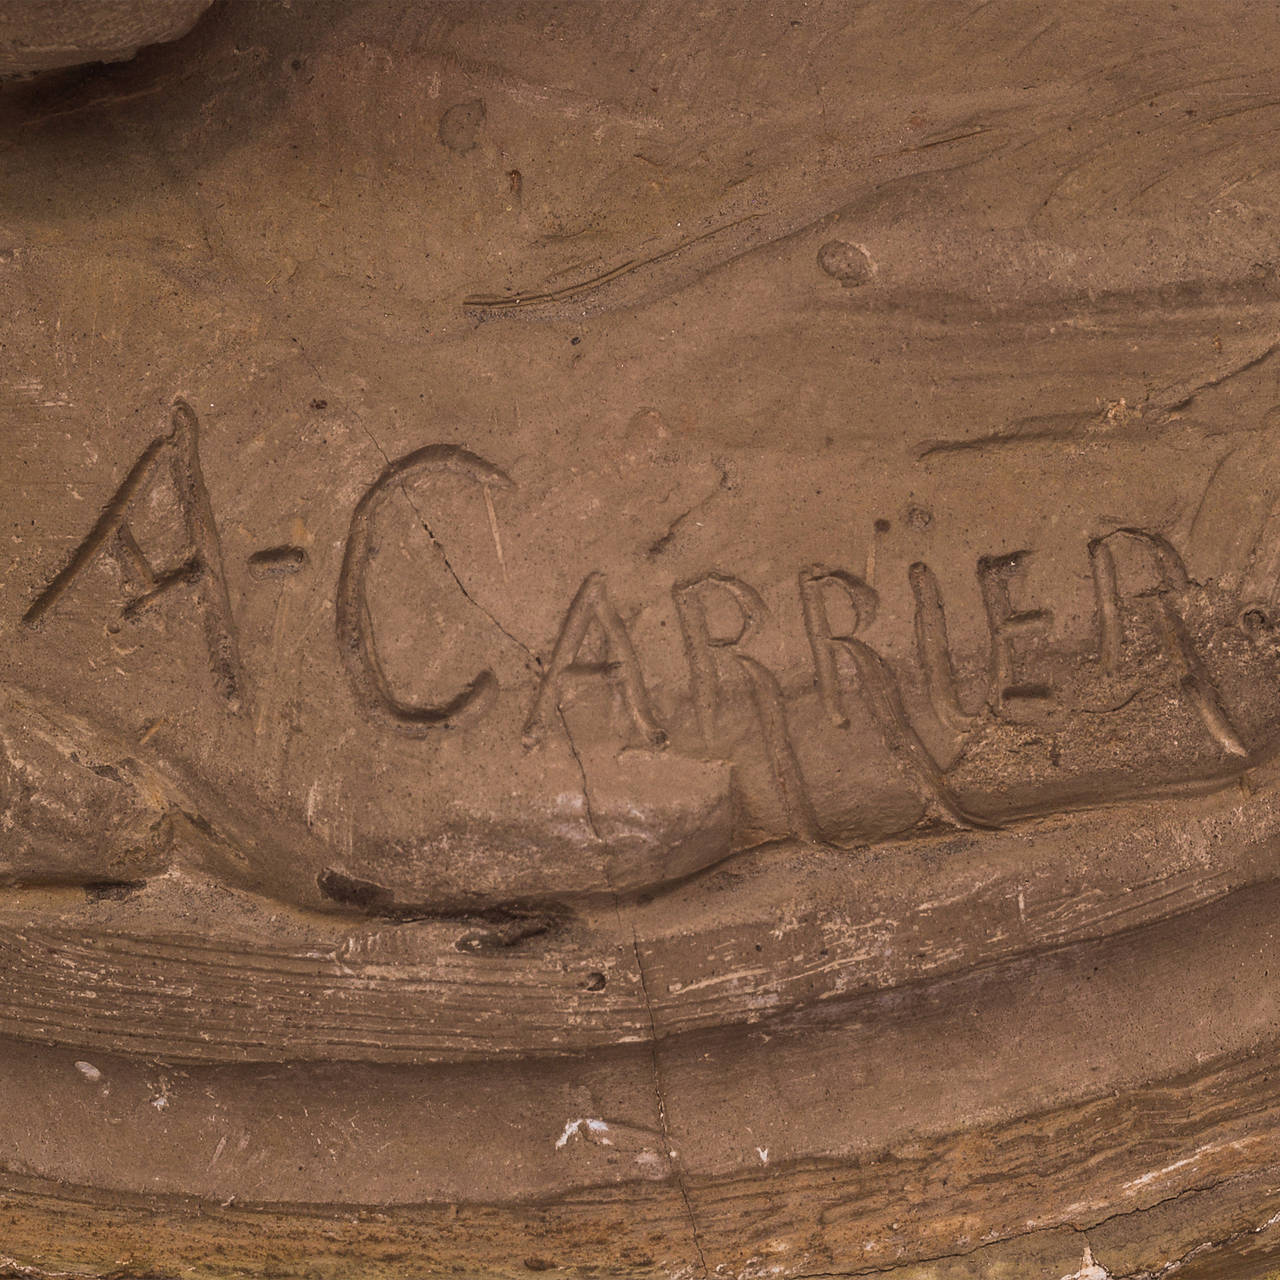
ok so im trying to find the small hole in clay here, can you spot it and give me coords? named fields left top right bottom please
left=1241, top=606, right=1271, bottom=637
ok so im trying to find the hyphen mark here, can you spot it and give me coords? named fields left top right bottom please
left=247, top=546, right=308, bottom=579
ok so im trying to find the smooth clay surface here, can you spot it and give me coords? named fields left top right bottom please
left=6, top=2, right=1280, bottom=1277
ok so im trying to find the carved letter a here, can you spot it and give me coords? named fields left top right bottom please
left=23, top=399, right=246, bottom=712
left=522, top=573, right=667, bottom=750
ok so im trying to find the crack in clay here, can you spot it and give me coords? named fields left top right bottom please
left=597, top=821, right=708, bottom=1278
left=354, top=412, right=542, bottom=673
left=558, top=707, right=603, bottom=843
left=287, top=335, right=540, bottom=670
left=629, top=918, right=711, bottom=1280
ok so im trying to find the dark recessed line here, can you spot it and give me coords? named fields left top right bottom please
left=247, top=545, right=308, bottom=578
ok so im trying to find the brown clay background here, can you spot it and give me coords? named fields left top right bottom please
left=6, top=2, right=1280, bottom=1277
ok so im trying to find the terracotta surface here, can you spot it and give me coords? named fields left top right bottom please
left=5, top=1, right=1280, bottom=1276
left=0, top=1, right=213, bottom=77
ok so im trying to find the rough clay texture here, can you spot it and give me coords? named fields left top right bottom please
left=4, top=1, right=1280, bottom=1277
left=0, top=0, right=213, bottom=77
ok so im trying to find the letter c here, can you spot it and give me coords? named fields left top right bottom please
left=335, top=444, right=512, bottom=735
